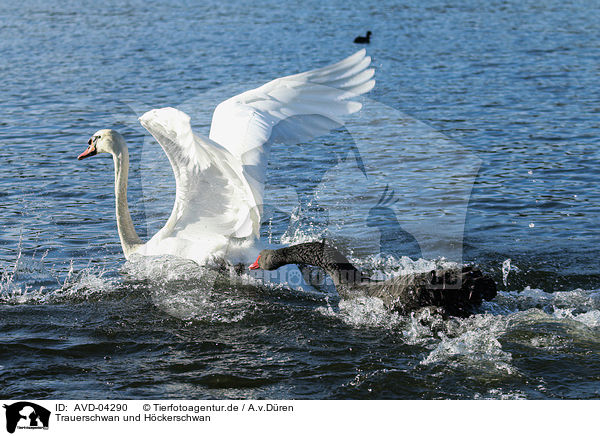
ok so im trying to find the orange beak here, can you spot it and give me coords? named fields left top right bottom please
left=78, top=137, right=98, bottom=160
left=249, top=255, right=261, bottom=270
left=78, top=144, right=97, bottom=160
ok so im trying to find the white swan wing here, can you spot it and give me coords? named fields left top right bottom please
left=139, top=107, right=259, bottom=262
left=209, top=49, right=375, bottom=207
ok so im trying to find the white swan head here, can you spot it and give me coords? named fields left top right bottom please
left=78, top=129, right=125, bottom=160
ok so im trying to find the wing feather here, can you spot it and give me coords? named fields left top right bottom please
left=208, top=49, right=375, bottom=226
left=209, top=50, right=375, bottom=157
left=139, top=108, right=259, bottom=245
left=134, top=51, right=375, bottom=264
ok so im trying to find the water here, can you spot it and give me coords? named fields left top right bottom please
left=1, top=0, right=599, bottom=399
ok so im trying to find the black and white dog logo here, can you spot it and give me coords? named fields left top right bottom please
left=3, top=402, right=50, bottom=433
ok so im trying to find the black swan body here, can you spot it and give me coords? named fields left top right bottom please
left=354, top=31, right=372, bottom=44
left=250, top=241, right=497, bottom=317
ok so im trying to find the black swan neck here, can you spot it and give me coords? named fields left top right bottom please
left=272, top=241, right=365, bottom=286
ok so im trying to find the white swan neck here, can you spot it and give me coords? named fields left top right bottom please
left=113, top=144, right=143, bottom=257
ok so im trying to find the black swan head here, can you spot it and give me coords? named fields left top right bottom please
left=249, top=249, right=283, bottom=271
left=249, top=241, right=364, bottom=286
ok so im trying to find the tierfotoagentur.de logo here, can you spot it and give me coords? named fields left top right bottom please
left=3, top=402, right=50, bottom=434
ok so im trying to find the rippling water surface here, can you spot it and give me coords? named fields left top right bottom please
left=1, top=0, right=599, bottom=399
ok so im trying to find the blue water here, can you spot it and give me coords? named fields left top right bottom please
left=1, top=0, right=599, bottom=399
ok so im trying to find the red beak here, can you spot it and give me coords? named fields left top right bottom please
left=78, top=144, right=97, bottom=160
left=249, top=255, right=261, bottom=270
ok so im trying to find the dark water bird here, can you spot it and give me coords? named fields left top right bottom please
left=367, top=185, right=422, bottom=260
left=250, top=241, right=497, bottom=317
left=354, top=31, right=372, bottom=44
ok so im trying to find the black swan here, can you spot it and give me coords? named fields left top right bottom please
left=249, top=241, right=497, bottom=317
left=354, top=31, right=372, bottom=44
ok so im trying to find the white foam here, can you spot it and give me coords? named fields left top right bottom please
left=502, top=258, right=511, bottom=286
left=0, top=265, right=117, bottom=305
left=120, top=254, right=256, bottom=322
left=313, top=264, right=600, bottom=373
left=401, top=308, right=445, bottom=346
left=420, top=313, right=513, bottom=370
left=121, top=253, right=210, bottom=283
left=151, top=285, right=255, bottom=323
left=552, top=307, right=600, bottom=328
left=0, top=244, right=55, bottom=298
left=498, top=287, right=600, bottom=314
left=317, top=295, right=403, bottom=328
left=353, top=253, right=461, bottom=282
left=573, top=310, right=600, bottom=328
left=280, top=228, right=325, bottom=246
left=474, top=388, right=527, bottom=400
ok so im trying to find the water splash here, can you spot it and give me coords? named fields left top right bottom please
left=317, top=295, right=404, bottom=328
left=498, top=286, right=600, bottom=314
left=353, top=253, right=460, bottom=281
left=121, top=254, right=263, bottom=323
left=316, top=261, right=600, bottom=375
left=0, top=235, right=55, bottom=297
left=552, top=307, right=600, bottom=329
left=420, top=313, right=512, bottom=369
left=0, top=237, right=119, bottom=304
left=1, top=261, right=117, bottom=305
left=502, top=258, right=511, bottom=287
left=280, top=226, right=327, bottom=246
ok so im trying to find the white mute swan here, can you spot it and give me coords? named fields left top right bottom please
left=78, top=50, right=375, bottom=266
